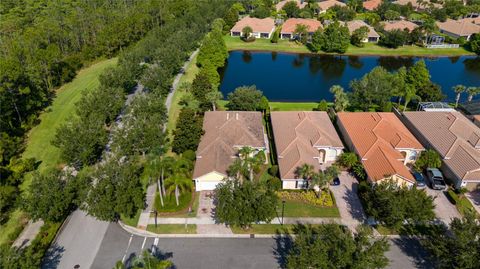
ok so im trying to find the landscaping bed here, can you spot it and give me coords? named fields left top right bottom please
left=277, top=190, right=340, bottom=218
left=446, top=189, right=478, bottom=217
left=147, top=224, right=197, bottom=234
left=153, top=191, right=199, bottom=217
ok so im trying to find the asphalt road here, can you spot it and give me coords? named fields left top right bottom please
left=84, top=224, right=432, bottom=269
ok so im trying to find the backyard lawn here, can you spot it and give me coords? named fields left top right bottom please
left=269, top=102, right=321, bottom=111
left=224, top=35, right=474, bottom=56
left=21, top=58, right=117, bottom=174
left=147, top=224, right=197, bottom=234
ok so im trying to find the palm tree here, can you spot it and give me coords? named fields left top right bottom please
left=311, top=171, right=328, bottom=198
left=205, top=90, right=223, bottom=111
left=403, top=85, right=420, bottom=112
left=144, top=155, right=175, bottom=207
left=228, top=158, right=249, bottom=183
left=467, top=87, right=480, bottom=102
left=293, top=24, right=309, bottom=44
left=452, top=85, right=466, bottom=107
left=295, top=163, right=314, bottom=182
left=242, top=26, right=253, bottom=39
left=164, top=173, right=193, bottom=206
left=329, top=85, right=349, bottom=112
left=420, top=18, right=438, bottom=45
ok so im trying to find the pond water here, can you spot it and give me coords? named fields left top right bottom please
left=219, top=50, right=480, bottom=102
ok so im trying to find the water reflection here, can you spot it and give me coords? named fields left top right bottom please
left=377, top=57, right=414, bottom=72
left=292, top=54, right=306, bottom=68
left=463, top=57, right=480, bottom=72
left=348, top=56, right=364, bottom=69
left=242, top=51, right=252, bottom=63
left=271, top=51, right=278, bottom=61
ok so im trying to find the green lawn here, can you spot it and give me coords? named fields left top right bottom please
left=281, top=199, right=340, bottom=218
left=147, top=224, right=197, bottom=234
left=446, top=189, right=478, bottom=217
left=224, top=35, right=474, bottom=56
left=121, top=209, right=142, bottom=227
left=166, top=53, right=199, bottom=142
left=269, top=102, right=321, bottom=111
left=0, top=210, right=29, bottom=246
left=154, top=191, right=199, bottom=216
left=22, top=58, right=117, bottom=174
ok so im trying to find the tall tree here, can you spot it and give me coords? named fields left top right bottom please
left=172, top=108, right=204, bottom=154
left=164, top=173, right=193, bottom=206
left=321, top=21, right=350, bottom=53
left=330, top=85, right=349, bottom=111
left=294, top=24, right=309, bottom=44
left=226, top=85, right=266, bottom=111
left=452, top=84, right=466, bottom=107
left=466, top=86, right=480, bottom=102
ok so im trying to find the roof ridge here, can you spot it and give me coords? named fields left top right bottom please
left=282, top=143, right=303, bottom=179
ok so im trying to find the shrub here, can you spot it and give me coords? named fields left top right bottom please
left=268, top=177, right=282, bottom=191
left=268, top=165, right=279, bottom=177
left=182, top=150, right=196, bottom=162
left=271, top=29, right=280, bottom=43
left=317, top=99, right=329, bottom=111
left=337, top=152, right=358, bottom=169
left=277, top=190, right=335, bottom=207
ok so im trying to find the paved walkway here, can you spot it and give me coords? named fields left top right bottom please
left=13, top=220, right=44, bottom=249
left=330, top=172, right=366, bottom=232
left=137, top=184, right=157, bottom=229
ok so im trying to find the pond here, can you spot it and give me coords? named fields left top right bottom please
left=219, top=51, right=480, bottom=102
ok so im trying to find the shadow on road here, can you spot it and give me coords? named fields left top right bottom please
left=390, top=236, right=434, bottom=269
left=41, top=243, right=64, bottom=269
left=344, top=182, right=365, bottom=222
left=272, top=232, right=293, bottom=269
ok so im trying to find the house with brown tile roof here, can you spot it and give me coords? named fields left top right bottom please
left=436, top=19, right=480, bottom=41
left=458, top=17, right=480, bottom=26
left=276, top=0, right=308, bottom=11
left=230, top=17, right=276, bottom=39
left=193, top=111, right=268, bottom=191
left=271, top=112, right=344, bottom=189
left=280, top=18, right=322, bottom=39
left=345, top=20, right=380, bottom=42
left=363, top=0, right=382, bottom=11
left=318, top=0, right=346, bottom=13
left=382, top=20, right=418, bottom=32
left=337, top=112, right=424, bottom=186
left=401, top=111, right=480, bottom=190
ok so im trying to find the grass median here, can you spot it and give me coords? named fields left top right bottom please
left=147, top=224, right=197, bottom=234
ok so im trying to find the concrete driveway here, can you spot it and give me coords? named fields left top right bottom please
left=425, top=188, right=461, bottom=224
left=329, top=171, right=366, bottom=231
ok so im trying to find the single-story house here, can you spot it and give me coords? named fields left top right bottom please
left=276, top=0, right=308, bottom=11
left=230, top=17, right=276, bottom=39
left=318, top=0, right=346, bottom=13
left=382, top=20, right=419, bottom=32
left=192, top=111, right=268, bottom=191
left=393, top=0, right=442, bottom=11
left=458, top=17, right=480, bottom=26
left=436, top=19, right=480, bottom=41
left=337, top=112, right=424, bottom=187
left=280, top=18, right=322, bottom=39
left=363, top=0, right=382, bottom=11
left=271, top=111, right=344, bottom=189
left=345, top=20, right=380, bottom=42
left=401, top=111, right=480, bottom=190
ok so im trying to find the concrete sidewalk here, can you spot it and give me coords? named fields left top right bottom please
left=13, top=220, right=44, bottom=249
left=147, top=216, right=345, bottom=225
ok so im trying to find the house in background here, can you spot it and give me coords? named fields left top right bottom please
left=458, top=17, right=480, bottom=26
left=393, top=0, right=442, bottom=11
left=271, top=111, right=344, bottom=189
left=337, top=112, right=424, bottom=187
left=276, top=0, right=308, bottom=11
left=436, top=19, right=480, bottom=41
left=345, top=20, right=380, bottom=42
left=318, top=0, right=346, bottom=13
left=382, top=20, right=419, bottom=32
left=363, top=0, right=382, bottom=11
left=193, top=111, right=268, bottom=191
left=230, top=17, right=276, bottom=38
left=401, top=111, right=480, bottom=190
left=280, top=18, right=322, bottom=39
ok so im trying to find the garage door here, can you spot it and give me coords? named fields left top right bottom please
left=195, top=181, right=221, bottom=191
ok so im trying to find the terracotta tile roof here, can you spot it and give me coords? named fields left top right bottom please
left=345, top=20, right=380, bottom=38
left=458, top=17, right=480, bottom=25
left=231, top=16, right=275, bottom=34
left=383, top=20, right=418, bottom=32
left=271, top=112, right=344, bottom=180
left=276, top=0, right=308, bottom=11
left=436, top=19, right=480, bottom=37
left=363, top=0, right=382, bottom=10
left=318, top=0, right=346, bottom=10
left=403, top=111, right=480, bottom=181
left=281, top=18, right=322, bottom=34
left=193, top=111, right=266, bottom=179
left=337, top=112, right=423, bottom=182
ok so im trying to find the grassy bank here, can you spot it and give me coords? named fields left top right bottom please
left=269, top=102, right=320, bottom=111
left=22, top=58, right=118, bottom=173
left=147, top=224, right=197, bottom=234
left=224, top=36, right=474, bottom=56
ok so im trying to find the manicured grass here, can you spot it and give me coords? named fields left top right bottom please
left=147, top=224, right=197, bottom=234
left=376, top=224, right=442, bottom=236
left=231, top=224, right=325, bottom=234
left=154, top=191, right=198, bottom=216
left=166, top=53, right=199, bottom=141
left=22, top=58, right=118, bottom=173
left=269, top=102, right=321, bottom=111
left=446, top=189, right=478, bottom=217
left=0, top=210, right=29, bottom=246
left=376, top=225, right=398, bottom=235
left=280, top=199, right=340, bottom=218
left=121, top=209, right=142, bottom=227
left=224, top=35, right=474, bottom=56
